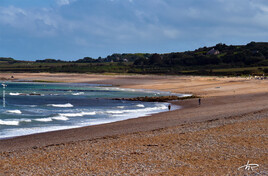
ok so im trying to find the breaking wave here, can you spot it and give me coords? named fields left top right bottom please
left=34, top=117, right=53, bottom=122
left=72, top=92, right=84, bottom=96
left=47, top=103, right=74, bottom=108
left=34, top=115, right=70, bottom=122
left=0, top=120, right=19, bottom=126
left=0, top=119, right=31, bottom=126
left=107, top=104, right=167, bottom=115
left=6, top=110, right=22, bottom=114
left=58, top=111, right=96, bottom=117
left=9, top=92, right=22, bottom=96
left=33, top=111, right=96, bottom=123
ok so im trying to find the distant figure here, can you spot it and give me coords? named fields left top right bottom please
left=168, top=104, right=171, bottom=111
left=199, top=98, right=201, bottom=105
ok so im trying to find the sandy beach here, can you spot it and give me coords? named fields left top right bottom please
left=0, top=73, right=268, bottom=175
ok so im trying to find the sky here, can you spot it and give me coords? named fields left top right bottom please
left=0, top=0, right=268, bottom=61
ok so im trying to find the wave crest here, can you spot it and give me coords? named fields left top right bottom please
left=9, top=92, right=22, bottom=96
left=47, top=103, right=73, bottom=108
left=72, top=92, right=84, bottom=96
left=136, top=104, right=145, bottom=108
left=59, top=111, right=96, bottom=117
left=0, top=120, right=19, bottom=126
left=6, top=110, right=22, bottom=114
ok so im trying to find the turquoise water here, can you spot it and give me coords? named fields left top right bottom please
left=0, top=82, right=185, bottom=139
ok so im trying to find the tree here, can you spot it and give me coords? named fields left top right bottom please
left=149, top=53, right=162, bottom=65
left=75, top=57, right=95, bottom=63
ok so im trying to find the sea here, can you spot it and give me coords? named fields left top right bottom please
left=0, top=82, right=188, bottom=139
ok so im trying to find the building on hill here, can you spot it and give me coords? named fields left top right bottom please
left=207, top=48, right=220, bottom=55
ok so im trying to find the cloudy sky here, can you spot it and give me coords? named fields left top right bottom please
left=0, top=0, right=267, bottom=61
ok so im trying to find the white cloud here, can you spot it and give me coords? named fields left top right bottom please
left=0, top=6, right=26, bottom=26
left=57, top=0, right=70, bottom=6
left=251, top=1, right=268, bottom=13
left=0, top=6, right=60, bottom=37
left=56, top=0, right=76, bottom=6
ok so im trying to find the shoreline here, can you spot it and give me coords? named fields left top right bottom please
left=1, top=73, right=267, bottom=175
left=1, top=91, right=267, bottom=152
left=0, top=74, right=267, bottom=151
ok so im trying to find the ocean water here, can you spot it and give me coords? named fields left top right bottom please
left=0, top=82, right=186, bottom=139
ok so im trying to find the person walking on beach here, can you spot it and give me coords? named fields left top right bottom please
left=198, top=98, right=201, bottom=106
left=168, top=104, right=171, bottom=111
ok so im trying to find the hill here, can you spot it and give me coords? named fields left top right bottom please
left=0, top=42, right=267, bottom=76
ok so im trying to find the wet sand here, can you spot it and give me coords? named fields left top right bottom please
left=0, top=73, right=268, bottom=175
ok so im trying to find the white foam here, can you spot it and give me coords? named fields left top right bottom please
left=0, top=125, right=81, bottom=139
left=52, top=116, right=69, bottom=121
left=0, top=120, right=19, bottom=126
left=136, top=104, right=145, bottom=108
left=20, top=119, right=32, bottom=123
left=47, top=103, right=73, bottom=108
left=106, top=104, right=167, bottom=115
left=9, top=92, right=21, bottom=96
left=111, top=114, right=126, bottom=117
left=81, top=112, right=96, bottom=116
left=34, top=118, right=53, bottom=122
left=106, top=110, right=124, bottom=114
left=72, top=92, right=84, bottom=95
left=34, top=115, right=70, bottom=122
left=59, top=113, right=82, bottom=117
left=6, top=110, right=22, bottom=114
left=59, top=111, right=96, bottom=117
left=117, top=106, right=125, bottom=109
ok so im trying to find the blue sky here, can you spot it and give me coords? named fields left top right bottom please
left=0, top=0, right=267, bottom=61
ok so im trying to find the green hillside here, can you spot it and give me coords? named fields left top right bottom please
left=1, top=42, right=268, bottom=76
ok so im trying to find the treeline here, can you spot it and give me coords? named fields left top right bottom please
left=140, top=42, right=268, bottom=68
left=40, top=42, right=268, bottom=67
left=15, top=42, right=268, bottom=68
left=1, top=42, right=268, bottom=76
left=34, top=53, right=151, bottom=63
